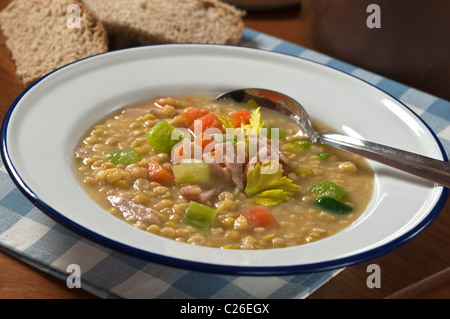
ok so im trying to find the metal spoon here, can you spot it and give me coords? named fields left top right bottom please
left=216, top=88, right=450, bottom=188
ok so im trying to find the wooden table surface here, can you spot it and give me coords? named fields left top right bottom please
left=0, top=1, right=449, bottom=299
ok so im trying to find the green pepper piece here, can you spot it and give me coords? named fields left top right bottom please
left=183, top=201, right=217, bottom=230
left=106, top=150, right=141, bottom=166
left=291, top=140, right=311, bottom=149
left=146, top=120, right=181, bottom=153
left=172, top=162, right=210, bottom=184
left=317, top=152, right=330, bottom=160
left=315, top=196, right=353, bottom=215
left=307, top=180, right=347, bottom=201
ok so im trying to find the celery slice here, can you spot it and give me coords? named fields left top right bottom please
left=307, top=181, right=347, bottom=201
left=106, top=150, right=141, bottom=166
left=183, top=201, right=217, bottom=230
left=246, top=99, right=260, bottom=108
left=172, top=162, right=210, bottom=184
left=218, top=115, right=234, bottom=129
left=245, top=162, right=300, bottom=206
left=294, top=166, right=312, bottom=175
left=316, top=196, right=353, bottom=215
left=146, top=120, right=181, bottom=153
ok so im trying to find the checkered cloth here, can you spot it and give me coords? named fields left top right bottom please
left=1, top=29, right=448, bottom=299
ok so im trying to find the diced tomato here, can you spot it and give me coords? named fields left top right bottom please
left=146, top=160, right=175, bottom=186
left=171, top=143, right=184, bottom=164
left=240, top=206, right=277, bottom=228
left=230, top=109, right=251, bottom=128
left=194, top=132, right=215, bottom=151
left=181, top=108, right=210, bottom=126
left=189, top=113, right=224, bottom=134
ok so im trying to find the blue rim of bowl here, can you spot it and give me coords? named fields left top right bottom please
left=1, top=44, right=448, bottom=276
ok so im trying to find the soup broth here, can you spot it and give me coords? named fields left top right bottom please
left=74, top=93, right=374, bottom=249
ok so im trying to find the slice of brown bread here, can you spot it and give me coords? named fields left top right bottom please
left=0, top=0, right=108, bottom=87
left=82, top=0, right=245, bottom=46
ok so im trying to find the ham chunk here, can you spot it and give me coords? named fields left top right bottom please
left=224, top=162, right=244, bottom=190
left=74, top=147, right=93, bottom=159
left=213, top=141, right=245, bottom=190
left=107, top=196, right=161, bottom=225
left=180, top=185, right=223, bottom=204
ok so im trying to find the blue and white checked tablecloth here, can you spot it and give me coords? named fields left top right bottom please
left=1, top=29, right=449, bottom=299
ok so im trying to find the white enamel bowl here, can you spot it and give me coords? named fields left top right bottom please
left=1, top=44, right=447, bottom=275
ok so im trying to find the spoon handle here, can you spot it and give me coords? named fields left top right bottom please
left=316, top=132, right=450, bottom=188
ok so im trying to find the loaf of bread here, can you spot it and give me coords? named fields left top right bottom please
left=82, top=0, right=245, bottom=46
left=0, top=0, right=245, bottom=87
left=0, top=0, right=108, bottom=87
